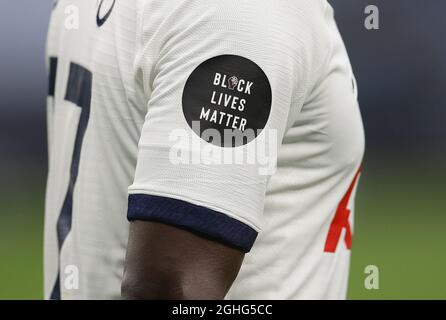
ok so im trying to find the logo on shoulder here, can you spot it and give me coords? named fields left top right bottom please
left=96, top=0, right=116, bottom=27
left=182, top=55, right=272, bottom=148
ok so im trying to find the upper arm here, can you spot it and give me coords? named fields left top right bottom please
left=123, top=0, right=321, bottom=299
left=122, top=221, right=245, bottom=299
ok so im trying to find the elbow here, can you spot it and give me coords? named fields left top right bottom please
left=121, top=269, right=187, bottom=300
left=121, top=276, right=149, bottom=300
left=121, top=268, right=227, bottom=300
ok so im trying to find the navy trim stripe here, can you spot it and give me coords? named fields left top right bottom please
left=128, top=194, right=258, bottom=253
left=50, top=63, right=92, bottom=300
left=48, top=57, right=58, bottom=96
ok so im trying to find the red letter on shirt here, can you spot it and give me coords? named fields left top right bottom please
left=324, top=166, right=362, bottom=253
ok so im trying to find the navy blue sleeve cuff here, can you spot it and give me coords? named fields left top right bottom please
left=127, top=194, right=258, bottom=253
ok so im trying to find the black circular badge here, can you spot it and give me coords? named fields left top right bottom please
left=182, top=55, right=272, bottom=147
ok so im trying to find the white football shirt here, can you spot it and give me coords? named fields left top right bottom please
left=45, top=0, right=365, bottom=300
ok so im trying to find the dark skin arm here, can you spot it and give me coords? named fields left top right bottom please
left=121, top=221, right=245, bottom=300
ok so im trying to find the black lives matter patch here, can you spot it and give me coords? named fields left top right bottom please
left=182, top=55, right=272, bottom=147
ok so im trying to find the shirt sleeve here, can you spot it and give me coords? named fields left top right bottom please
left=128, top=0, right=322, bottom=252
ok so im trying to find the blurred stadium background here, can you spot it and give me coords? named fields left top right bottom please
left=0, top=0, right=445, bottom=299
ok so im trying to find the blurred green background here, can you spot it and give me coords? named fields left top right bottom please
left=1, top=0, right=445, bottom=299
left=348, top=153, right=446, bottom=299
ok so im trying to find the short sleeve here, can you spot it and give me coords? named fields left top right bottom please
left=128, top=0, right=319, bottom=252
